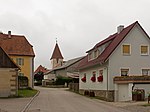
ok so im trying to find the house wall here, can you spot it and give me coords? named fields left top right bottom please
left=11, top=56, right=34, bottom=87
left=79, top=64, right=108, bottom=90
left=0, top=68, right=18, bottom=97
left=79, top=63, right=115, bottom=101
left=109, top=25, right=150, bottom=90
left=44, top=73, right=56, bottom=81
left=55, top=69, right=67, bottom=77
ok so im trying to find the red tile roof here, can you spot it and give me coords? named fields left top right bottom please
left=0, top=33, right=35, bottom=56
left=50, top=43, right=63, bottom=59
left=34, top=65, right=49, bottom=74
left=79, top=21, right=148, bottom=69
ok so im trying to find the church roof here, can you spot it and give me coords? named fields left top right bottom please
left=50, top=43, right=64, bottom=59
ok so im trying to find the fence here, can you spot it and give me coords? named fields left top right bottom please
left=69, top=83, right=79, bottom=92
left=18, top=76, right=28, bottom=89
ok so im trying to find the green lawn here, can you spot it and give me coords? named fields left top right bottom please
left=18, top=89, right=38, bottom=97
left=142, top=103, right=150, bottom=107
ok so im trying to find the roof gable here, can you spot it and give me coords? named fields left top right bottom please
left=34, top=65, right=49, bottom=74
left=79, top=21, right=147, bottom=69
left=50, top=43, right=63, bottom=59
left=0, top=33, right=35, bottom=56
left=0, top=47, right=19, bottom=69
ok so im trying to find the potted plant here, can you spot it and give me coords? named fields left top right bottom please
left=91, top=75, right=96, bottom=82
left=97, top=75, right=103, bottom=82
left=81, top=76, right=86, bottom=82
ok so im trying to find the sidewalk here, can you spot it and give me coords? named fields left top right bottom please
left=0, top=98, right=31, bottom=112
left=94, top=99, right=150, bottom=112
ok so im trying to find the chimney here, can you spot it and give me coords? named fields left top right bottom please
left=117, top=25, right=124, bottom=34
left=8, top=31, right=11, bottom=38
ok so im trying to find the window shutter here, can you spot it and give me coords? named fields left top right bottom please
left=22, top=58, right=24, bottom=65
left=141, top=46, right=148, bottom=54
left=123, top=45, right=130, bottom=54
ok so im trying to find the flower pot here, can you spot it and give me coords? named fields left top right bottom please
left=91, top=76, right=96, bottom=82
left=97, top=76, right=103, bottom=82
left=81, top=77, right=86, bottom=82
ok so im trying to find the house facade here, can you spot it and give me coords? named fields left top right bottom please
left=50, top=56, right=84, bottom=78
left=0, top=31, right=35, bottom=88
left=78, top=21, right=150, bottom=101
left=0, top=47, right=19, bottom=97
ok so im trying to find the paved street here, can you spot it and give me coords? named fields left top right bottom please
left=27, top=86, right=129, bottom=112
left=0, top=97, right=31, bottom=112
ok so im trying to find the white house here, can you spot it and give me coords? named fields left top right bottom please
left=78, top=21, right=150, bottom=101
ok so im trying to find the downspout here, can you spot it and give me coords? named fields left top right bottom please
left=106, top=66, right=108, bottom=101
left=32, top=57, right=34, bottom=88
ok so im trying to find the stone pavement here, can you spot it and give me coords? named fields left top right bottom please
left=0, top=97, right=31, bottom=112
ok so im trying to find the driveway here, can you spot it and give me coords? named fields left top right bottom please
left=27, top=86, right=129, bottom=112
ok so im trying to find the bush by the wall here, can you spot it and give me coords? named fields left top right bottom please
left=54, top=76, right=72, bottom=86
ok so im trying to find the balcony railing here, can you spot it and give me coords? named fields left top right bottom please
left=114, top=75, right=150, bottom=83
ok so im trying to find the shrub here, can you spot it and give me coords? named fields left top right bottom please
left=54, top=76, right=72, bottom=86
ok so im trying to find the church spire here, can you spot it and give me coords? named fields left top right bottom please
left=50, top=41, right=64, bottom=60
left=50, top=41, right=64, bottom=69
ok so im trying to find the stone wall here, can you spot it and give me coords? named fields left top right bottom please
left=0, top=69, right=18, bottom=97
left=79, top=89, right=114, bottom=102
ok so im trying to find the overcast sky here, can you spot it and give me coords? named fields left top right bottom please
left=0, top=0, right=150, bottom=69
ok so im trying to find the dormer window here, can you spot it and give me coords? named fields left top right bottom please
left=88, top=53, right=92, bottom=60
left=94, top=50, right=99, bottom=58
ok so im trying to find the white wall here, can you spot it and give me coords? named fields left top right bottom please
left=44, top=73, right=56, bottom=80
left=79, top=63, right=108, bottom=90
left=109, top=24, right=150, bottom=90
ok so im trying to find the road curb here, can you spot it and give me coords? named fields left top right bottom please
left=20, top=90, right=40, bottom=112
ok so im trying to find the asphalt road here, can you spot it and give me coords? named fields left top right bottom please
left=27, top=86, right=130, bottom=112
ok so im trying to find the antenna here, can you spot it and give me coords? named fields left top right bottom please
left=56, top=38, right=58, bottom=43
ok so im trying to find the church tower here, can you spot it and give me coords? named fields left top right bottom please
left=50, top=42, right=64, bottom=69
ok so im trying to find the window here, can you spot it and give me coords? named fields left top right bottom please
left=94, top=50, right=99, bottom=58
left=142, top=69, right=150, bottom=76
left=99, top=70, right=103, bottom=76
left=16, top=58, right=24, bottom=66
left=121, top=69, right=129, bottom=76
left=141, top=45, right=149, bottom=55
left=19, top=72, right=24, bottom=76
left=88, top=53, right=92, bottom=60
left=122, top=45, right=130, bottom=55
left=93, top=71, right=96, bottom=77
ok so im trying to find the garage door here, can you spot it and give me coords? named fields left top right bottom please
left=118, top=84, right=128, bottom=101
